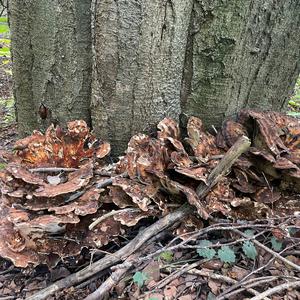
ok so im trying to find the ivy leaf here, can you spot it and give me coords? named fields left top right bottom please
left=159, top=250, right=173, bottom=262
left=288, top=227, right=297, bottom=236
left=217, top=246, right=236, bottom=264
left=242, top=241, right=257, bottom=260
left=207, top=292, right=217, bottom=300
left=197, top=240, right=216, bottom=260
left=271, top=237, right=283, bottom=252
left=244, top=229, right=255, bottom=237
left=133, top=271, right=148, bottom=287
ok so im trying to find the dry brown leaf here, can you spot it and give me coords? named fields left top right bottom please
left=112, top=177, right=152, bottom=211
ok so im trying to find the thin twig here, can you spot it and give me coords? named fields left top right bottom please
left=187, top=269, right=269, bottom=299
left=217, top=242, right=300, bottom=299
left=155, top=260, right=205, bottom=289
left=234, top=229, right=300, bottom=272
left=137, top=224, right=273, bottom=263
left=216, top=276, right=298, bottom=300
left=94, top=172, right=128, bottom=189
left=89, top=208, right=141, bottom=230
left=249, top=280, right=300, bottom=300
left=84, top=253, right=138, bottom=300
left=29, top=167, right=78, bottom=173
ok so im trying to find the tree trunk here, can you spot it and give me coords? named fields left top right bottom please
left=91, top=0, right=193, bottom=156
left=182, top=0, right=300, bottom=127
left=9, top=0, right=92, bottom=136
left=10, top=0, right=300, bottom=155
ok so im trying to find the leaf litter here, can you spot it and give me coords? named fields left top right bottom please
left=0, top=111, right=299, bottom=299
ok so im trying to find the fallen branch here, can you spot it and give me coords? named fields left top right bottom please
left=26, top=205, right=192, bottom=300
left=188, top=269, right=270, bottom=300
left=84, top=253, right=138, bottom=300
left=196, top=135, right=251, bottom=196
left=249, top=280, right=300, bottom=300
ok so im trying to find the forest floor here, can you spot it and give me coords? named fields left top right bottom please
left=0, top=16, right=300, bottom=300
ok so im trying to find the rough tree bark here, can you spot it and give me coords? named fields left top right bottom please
left=9, top=0, right=92, bottom=135
left=91, top=0, right=193, bottom=155
left=91, top=0, right=300, bottom=155
left=182, top=0, right=300, bottom=127
left=10, top=0, right=300, bottom=155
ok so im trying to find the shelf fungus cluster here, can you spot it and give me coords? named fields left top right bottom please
left=0, top=112, right=299, bottom=268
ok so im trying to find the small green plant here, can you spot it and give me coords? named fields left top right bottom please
left=197, top=240, right=216, bottom=260
left=217, top=245, right=236, bottom=264
left=0, top=23, right=9, bottom=34
left=0, top=46, right=10, bottom=57
left=207, top=292, right=217, bottom=300
left=244, top=229, right=255, bottom=237
left=242, top=241, right=257, bottom=260
left=133, top=271, right=148, bottom=287
left=0, top=98, right=15, bottom=124
left=270, top=237, right=283, bottom=252
left=159, top=250, right=173, bottom=262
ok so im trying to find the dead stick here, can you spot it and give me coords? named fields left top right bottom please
left=94, top=172, right=128, bottom=189
left=249, top=280, right=300, bottom=300
left=188, top=269, right=270, bottom=299
left=217, top=242, right=300, bottom=298
left=217, top=277, right=295, bottom=300
left=26, top=205, right=192, bottom=300
left=84, top=253, right=138, bottom=300
left=29, top=167, right=78, bottom=173
left=155, top=260, right=204, bottom=289
left=85, top=231, right=168, bottom=300
left=196, top=135, right=251, bottom=196
left=234, top=229, right=300, bottom=272
left=89, top=208, right=141, bottom=230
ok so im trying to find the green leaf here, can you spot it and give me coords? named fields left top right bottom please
left=159, top=250, right=173, bottom=262
left=0, top=17, right=8, bottom=22
left=242, top=241, right=257, bottom=260
left=244, top=229, right=255, bottom=237
left=133, top=271, right=148, bottom=287
left=148, top=298, right=160, bottom=300
left=288, top=227, right=297, bottom=236
left=217, top=246, right=236, bottom=264
left=207, top=292, right=217, bottom=300
left=197, top=240, right=216, bottom=260
left=271, top=237, right=283, bottom=252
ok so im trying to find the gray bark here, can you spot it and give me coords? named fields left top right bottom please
left=10, top=0, right=92, bottom=135
left=91, top=0, right=193, bottom=156
left=182, top=0, right=300, bottom=127
left=10, top=0, right=300, bottom=156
